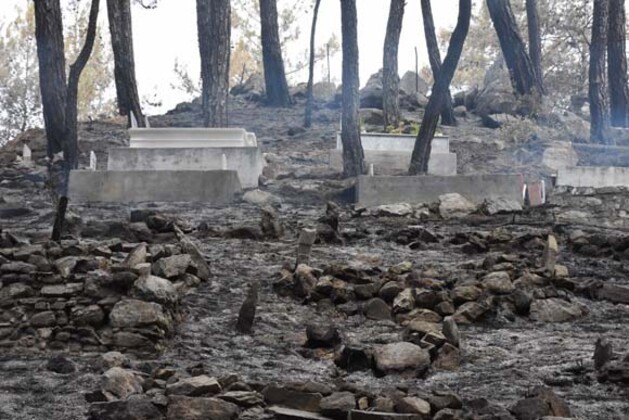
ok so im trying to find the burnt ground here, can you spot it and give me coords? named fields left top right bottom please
left=1, top=99, right=628, bottom=420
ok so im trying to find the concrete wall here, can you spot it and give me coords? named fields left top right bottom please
left=69, top=170, right=242, bottom=203
left=557, top=166, right=629, bottom=188
left=356, top=174, right=524, bottom=207
left=329, top=149, right=457, bottom=176
left=107, top=147, right=263, bottom=188
left=336, top=132, right=449, bottom=153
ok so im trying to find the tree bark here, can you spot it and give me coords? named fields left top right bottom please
left=590, top=0, right=610, bottom=143
left=608, top=0, right=628, bottom=128
left=340, top=0, right=364, bottom=177
left=420, top=0, right=456, bottom=126
left=304, top=0, right=322, bottom=128
left=382, top=0, right=405, bottom=129
left=525, top=0, right=544, bottom=93
left=409, top=0, right=471, bottom=175
left=198, top=0, right=231, bottom=127
left=52, top=0, right=100, bottom=242
left=34, top=0, right=67, bottom=158
left=106, top=0, right=144, bottom=127
left=486, top=0, right=543, bottom=97
left=260, top=0, right=291, bottom=107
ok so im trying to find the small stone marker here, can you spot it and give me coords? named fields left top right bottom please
left=144, top=115, right=151, bottom=128
left=542, top=234, right=559, bottom=272
left=89, top=151, right=97, bottom=171
left=236, top=281, right=259, bottom=334
left=130, top=112, right=138, bottom=128
left=295, top=228, right=317, bottom=268
left=368, top=163, right=374, bottom=176
left=22, top=144, right=31, bottom=163
left=221, top=154, right=227, bottom=170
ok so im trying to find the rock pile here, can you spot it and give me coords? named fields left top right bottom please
left=0, top=229, right=209, bottom=354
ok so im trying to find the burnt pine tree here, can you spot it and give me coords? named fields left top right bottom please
left=260, top=0, right=291, bottom=107
left=590, top=0, right=610, bottom=143
left=106, top=0, right=144, bottom=127
left=382, top=0, right=405, bottom=129
left=34, top=0, right=67, bottom=158
left=409, top=0, right=471, bottom=175
left=525, top=0, right=544, bottom=92
left=197, top=0, right=231, bottom=127
left=304, top=0, right=323, bottom=128
left=340, top=0, right=364, bottom=177
left=486, top=0, right=543, bottom=98
left=608, top=0, right=628, bottom=128
left=420, top=0, right=456, bottom=126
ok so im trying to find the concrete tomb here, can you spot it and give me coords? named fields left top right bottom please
left=128, top=127, right=257, bottom=148
left=557, top=166, right=629, bottom=188
left=330, top=133, right=457, bottom=176
left=355, top=174, right=524, bottom=207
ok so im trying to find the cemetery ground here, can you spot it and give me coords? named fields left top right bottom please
left=1, top=98, right=628, bottom=420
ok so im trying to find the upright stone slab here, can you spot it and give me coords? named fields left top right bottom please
left=22, top=144, right=32, bottom=163
left=89, top=151, right=97, bottom=171
left=356, top=174, right=524, bottom=207
left=69, top=170, right=242, bottom=203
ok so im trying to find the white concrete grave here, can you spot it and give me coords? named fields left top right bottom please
left=331, top=132, right=457, bottom=176
left=89, top=151, right=97, bottom=171
left=22, top=144, right=32, bottom=163
left=557, top=166, right=629, bottom=188
left=128, top=127, right=258, bottom=148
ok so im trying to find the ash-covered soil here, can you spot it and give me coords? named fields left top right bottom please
left=1, top=99, right=628, bottom=420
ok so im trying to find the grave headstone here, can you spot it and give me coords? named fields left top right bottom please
left=130, top=112, right=138, bottom=128
left=22, top=144, right=31, bottom=163
left=89, top=151, right=97, bottom=171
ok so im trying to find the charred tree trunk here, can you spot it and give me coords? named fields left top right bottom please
left=198, top=0, right=231, bottom=127
left=382, top=0, right=405, bottom=129
left=106, top=0, right=144, bottom=127
left=526, top=0, right=544, bottom=93
left=340, top=0, right=364, bottom=177
left=52, top=0, right=100, bottom=242
left=260, top=0, right=291, bottom=107
left=421, top=0, right=456, bottom=126
left=486, top=0, right=543, bottom=98
left=409, top=0, right=471, bottom=175
left=34, top=0, right=67, bottom=158
left=608, top=0, right=628, bottom=128
left=590, top=0, right=610, bottom=143
left=304, top=0, right=322, bottom=128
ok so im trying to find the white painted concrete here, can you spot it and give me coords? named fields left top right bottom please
left=129, top=127, right=257, bottom=148
left=89, top=151, right=97, bottom=171
left=336, top=132, right=450, bottom=153
left=22, top=144, right=31, bottom=162
left=557, top=166, right=629, bottom=188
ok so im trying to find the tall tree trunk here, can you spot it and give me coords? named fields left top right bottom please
left=198, top=0, right=231, bottom=127
left=382, top=0, right=405, bottom=129
left=486, top=0, right=542, bottom=98
left=106, top=0, right=144, bottom=127
left=525, top=0, right=544, bottom=93
left=340, top=0, right=364, bottom=177
left=34, top=0, right=67, bottom=158
left=52, top=0, right=100, bottom=242
left=608, top=0, right=628, bottom=128
left=304, top=0, right=322, bottom=128
left=409, top=0, right=471, bottom=175
left=590, top=0, right=610, bottom=143
left=260, top=0, right=291, bottom=107
left=421, top=0, right=456, bottom=126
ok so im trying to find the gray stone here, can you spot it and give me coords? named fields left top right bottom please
left=481, top=197, right=523, bottom=215
left=109, top=299, right=170, bottom=330
left=373, top=342, right=431, bottom=376
left=98, top=351, right=131, bottom=371
left=396, top=396, right=431, bottom=416
left=439, top=193, right=476, bottom=219
left=529, top=298, right=588, bottom=322
left=242, top=189, right=281, bottom=205
left=124, top=243, right=147, bottom=269
left=268, top=406, right=332, bottom=420
left=166, top=375, right=222, bottom=396
left=442, top=317, right=460, bottom=347
left=166, top=396, right=239, bottom=420
left=0, top=261, right=37, bottom=274
left=482, top=271, right=514, bottom=294
left=88, top=399, right=164, bottom=420
left=219, top=391, right=264, bottom=408
left=363, top=298, right=392, bottom=321
left=262, top=384, right=322, bottom=412
left=40, top=283, right=83, bottom=297
left=349, top=411, right=424, bottom=420
left=30, top=311, right=56, bottom=327
left=132, top=274, right=178, bottom=306
left=101, top=367, right=143, bottom=401
left=53, top=256, right=78, bottom=278
left=73, top=305, right=105, bottom=326
left=152, top=254, right=192, bottom=279
left=320, top=392, right=356, bottom=420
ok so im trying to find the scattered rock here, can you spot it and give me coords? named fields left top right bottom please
left=363, top=298, right=393, bottom=321
left=166, top=396, right=239, bottom=420
left=166, top=375, right=222, bottom=397
left=529, top=298, right=588, bottom=322
left=88, top=399, right=164, bottom=420
left=305, top=323, right=341, bottom=348
left=46, top=355, right=76, bottom=374
left=101, top=367, right=143, bottom=401
left=109, top=299, right=171, bottom=330
left=438, top=194, right=476, bottom=219
left=482, top=271, right=514, bottom=294
left=132, top=274, right=178, bottom=306
left=242, top=189, right=281, bottom=205
left=320, top=391, right=356, bottom=420
left=373, top=342, right=431, bottom=377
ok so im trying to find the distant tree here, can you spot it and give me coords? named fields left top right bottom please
left=304, top=0, right=322, bottom=128
left=106, top=0, right=144, bottom=126
left=197, top=0, right=231, bottom=127
left=525, top=0, right=544, bottom=92
left=382, top=0, right=405, bottom=129
left=259, top=0, right=291, bottom=106
left=589, top=0, right=610, bottom=143
left=486, top=0, right=543, bottom=99
left=421, top=0, right=456, bottom=126
left=340, top=0, right=364, bottom=177
left=607, top=0, right=628, bottom=128
left=409, top=0, right=471, bottom=175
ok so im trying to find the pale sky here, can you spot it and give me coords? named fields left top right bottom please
left=0, top=0, right=466, bottom=113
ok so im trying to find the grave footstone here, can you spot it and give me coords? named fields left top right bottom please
left=89, top=151, right=97, bottom=171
